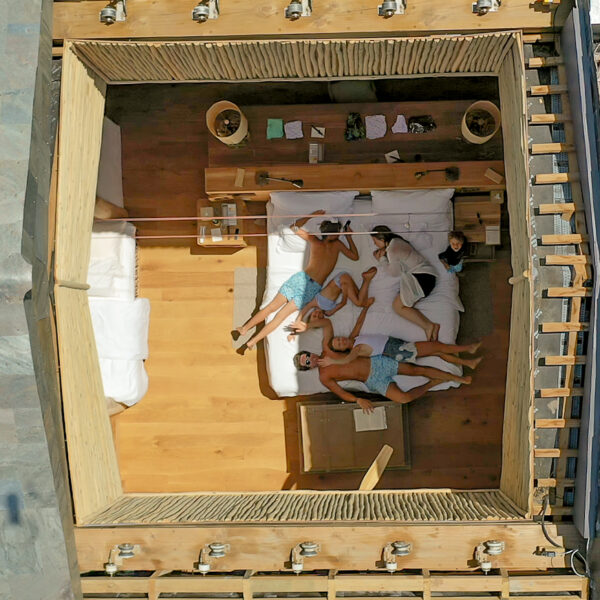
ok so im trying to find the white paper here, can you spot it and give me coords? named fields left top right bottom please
left=353, top=406, right=387, bottom=432
left=392, top=114, right=408, bottom=134
left=211, top=227, right=223, bottom=242
left=285, top=120, right=304, bottom=139
left=310, top=126, right=326, bottom=138
left=365, top=114, right=387, bottom=140
left=385, top=149, right=401, bottom=164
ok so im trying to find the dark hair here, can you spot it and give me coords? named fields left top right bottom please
left=319, top=220, right=342, bottom=240
left=293, top=351, right=311, bottom=371
left=328, top=337, right=351, bottom=353
left=371, top=225, right=403, bottom=247
left=449, top=230, right=466, bottom=244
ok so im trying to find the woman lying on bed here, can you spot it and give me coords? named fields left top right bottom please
left=371, top=225, right=441, bottom=342
left=293, top=306, right=478, bottom=413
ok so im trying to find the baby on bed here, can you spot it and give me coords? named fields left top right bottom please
left=233, top=210, right=359, bottom=354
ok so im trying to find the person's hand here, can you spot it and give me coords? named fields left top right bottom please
left=357, top=397, right=375, bottom=414
left=290, top=320, right=307, bottom=333
left=373, top=248, right=386, bottom=260
left=317, top=356, right=335, bottom=368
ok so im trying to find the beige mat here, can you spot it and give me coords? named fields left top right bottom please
left=232, top=267, right=266, bottom=349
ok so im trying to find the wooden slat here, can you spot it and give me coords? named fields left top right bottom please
left=534, top=448, right=578, bottom=458
left=541, top=234, right=586, bottom=245
left=535, top=478, right=576, bottom=487
left=535, top=418, right=581, bottom=428
left=546, top=287, right=591, bottom=298
left=528, top=56, right=564, bottom=68
left=538, top=387, right=585, bottom=397
left=528, top=84, right=568, bottom=95
left=510, top=574, right=583, bottom=592
left=532, top=504, right=574, bottom=516
left=529, top=113, right=571, bottom=124
left=522, top=33, right=557, bottom=43
left=542, top=355, right=586, bottom=366
left=540, top=322, right=589, bottom=333
left=538, top=202, right=576, bottom=214
left=544, top=254, right=590, bottom=265
left=531, top=143, right=575, bottom=154
left=534, top=172, right=577, bottom=184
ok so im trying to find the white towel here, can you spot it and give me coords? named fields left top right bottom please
left=365, top=114, right=387, bottom=139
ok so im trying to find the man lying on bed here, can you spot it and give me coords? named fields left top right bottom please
left=293, top=306, right=474, bottom=414
left=233, top=209, right=359, bottom=354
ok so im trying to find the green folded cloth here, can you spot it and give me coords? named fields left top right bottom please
left=267, top=118, right=284, bottom=139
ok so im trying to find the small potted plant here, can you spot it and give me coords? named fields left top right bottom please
left=461, top=101, right=501, bottom=145
left=206, top=100, right=249, bottom=147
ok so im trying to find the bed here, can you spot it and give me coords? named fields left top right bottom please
left=261, top=189, right=464, bottom=398
left=86, top=117, right=150, bottom=408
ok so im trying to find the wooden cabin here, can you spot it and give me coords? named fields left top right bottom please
left=14, top=0, right=599, bottom=596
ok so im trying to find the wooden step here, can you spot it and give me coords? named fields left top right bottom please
left=534, top=172, right=577, bottom=184
left=541, top=234, right=585, bottom=245
left=540, top=322, right=589, bottom=333
left=531, top=143, right=575, bottom=155
left=523, top=33, right=557, bottom=43
left=529, top=113, right=571, bottom=124
left=546, top=287, right=591, bottom=298
left=538, top=387, right=584, bottom=397
left=534, top=448, right=578, bottom=458
left=536, top=478, right=576, bottom=488
left=528, top=56, right=564, bottom=68
left=544, top=254, right=590, bottom=265
left=535, top=418, right=581, bottom=428
left=542, top=355, right=587, bottom=366
left=529, top=84, right=568, bottom=96
left=538, top=202, right=576, bottom=215
left=532, top=504, right=574, bottom=516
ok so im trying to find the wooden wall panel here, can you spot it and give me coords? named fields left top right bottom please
left=54, top=43, right=122, bottom=522
left=73, top=34, right=516, bottom=84
left=497, top=39, right=534, bottom=513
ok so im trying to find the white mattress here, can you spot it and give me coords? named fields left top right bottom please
left=262, top=198, right=464, bottom=398
left=87, top=221, right=150, bottom=407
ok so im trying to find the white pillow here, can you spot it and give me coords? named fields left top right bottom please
left=278, top=227, right=308, bottom=253
left=371, top=189, right=455, bottom=216
left=270, top=191, right=358, bottom=216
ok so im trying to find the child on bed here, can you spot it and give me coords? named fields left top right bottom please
left=232, top=209, right=359, bottom=354
left=438, top=231, right=466, bottom=274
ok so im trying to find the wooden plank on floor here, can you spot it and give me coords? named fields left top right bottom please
left=529, top=113, right=571, bottom=124
left=544, top=254, right=590, bottom=265
left=523, top=33, right=557, bottom=43
left=535, top=418, right=581, bottom=428
left=534, top=448, right=579, bottom=458
left=528, top=56, right=564, bottom=68
left=531, top=143, right=574, bottom=155
left=528, top=84, right=568, bottom=96
left=534, top=172, right=577, bottom=184
left=538, top=387, right=585, bottom=397
left=535, top=478, right=576, bottom=488
left=531, top=504, right=574, bottom=516
left=541, top=234, right=586, bottom=245
left=542, top=355, right=586, bottom=366
left=546, top=287, right=591, bottom=298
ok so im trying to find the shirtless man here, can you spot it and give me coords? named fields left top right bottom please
left=293, top=314, right=472, bottom=413
left=233, top=210, right=359, bottom=353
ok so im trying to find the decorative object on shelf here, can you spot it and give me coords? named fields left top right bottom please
left=391, top=114, right=408, bottom=133
left=308, top=143, right=324, bottom=164
left=378, top=0, right=406, bottom=17
left=415, top=166, right=460, bottom=181
left=344, top=112, right=366, bottom=141
left=407, top=115, right=436, bottom=133
left=284, top=0, right=312, bottom=20
left=461, top=101, right=501, bottom=144
left=385, top=149, right=402, bottom=163
left=365, top=114, right=387, bottom=139
left=284, top=120, right=303, bottom=139
left=256, top=171, right=304, bottom=188
left=206, top=101, right=249, bottom=147
left=310, top=126, right=326, bottom=138
left=267, top=119, right=284, bottom=139
left=472, top=0, right=501, bottom=15
left=192, top=0, right=219, bottom=22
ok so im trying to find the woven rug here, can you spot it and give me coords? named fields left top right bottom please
left=457, top=262, right=494, bottom=343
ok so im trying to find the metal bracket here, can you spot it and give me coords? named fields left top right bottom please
left=284, top=0, right=312, bottom=20
left=378, top=0, right=406, bottom=17
left=472, top=0, right=501, bottom=15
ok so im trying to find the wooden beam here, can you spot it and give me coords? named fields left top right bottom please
left=538, top=387, right=584, bottom=397
left=529, top=113, right=571, bottom=124
left=541, top=234, right=586, bottom=245
left=359, top=444, right=393, bottom=491
left=542, top=355, right=586, bottom=366
left=206, top=162, right=506, bottom=195
left=534, top=172, right=577, bottom=184
left=528, top=56, right=564, bottom=68
left=546, top=287, right=591, bottom=298
left=73, top=523, right=566, bottom=572
left=538, top=202, right=576, bottom=214
left=534, top=448, right=579, bottom=458
left=540, top=322, right=589, bottom=333
left=544, top=254, right=590, bottom=265
left=528, top=84, right=569, bottom=96
left=531, top=143, right=575, bottom=154
left=535, top=478, right=576, bottom=488
left=535, top=418, right=581, bottom=428
left=531, top=504, right=574, bottom=516
left=53, top=3, right=554, bottom=41
left=522, top=33, right=557, bottom=43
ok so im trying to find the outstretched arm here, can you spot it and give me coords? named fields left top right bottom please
left=337, top=228, right=359, bottom=261
left=349, top=303, right=371, bottom=339
left=320, top=371, right=374, bottom=413
left=318, top=345, right=362, bottom=367
left=292, top=209, right=326, bottom=241
left=320, top=319, right=334, bottom=354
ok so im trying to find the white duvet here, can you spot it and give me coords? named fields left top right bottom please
left=262, top=199, right=464, bottom=398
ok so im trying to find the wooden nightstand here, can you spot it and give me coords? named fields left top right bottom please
left=196, top=198, right=247, bottom=248
left=454, top=194, right=502, bottom=245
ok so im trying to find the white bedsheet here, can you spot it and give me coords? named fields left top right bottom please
left=87, top=221, right=150, bottom=406
left=262, top=199, right=464, bottom=398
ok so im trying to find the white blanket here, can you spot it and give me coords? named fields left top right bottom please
left=262, top=199, right=464, bottom=398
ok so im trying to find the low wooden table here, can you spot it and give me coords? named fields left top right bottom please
left=298, top=400, right=410, bottom=474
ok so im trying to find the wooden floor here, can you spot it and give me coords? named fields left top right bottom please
left=108, top=84, right=508, bottom=493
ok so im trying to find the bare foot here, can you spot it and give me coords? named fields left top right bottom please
left=465, top=356, right=483, bottom=370
left=426, top=322, right=440, bottom=342
left=468, top=341, right=482, bottom=354
left=362, top=266, right=377, bottom=280
left=459, top=375, right=472, bottom=385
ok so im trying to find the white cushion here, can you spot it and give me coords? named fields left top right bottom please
left=371, top=189, right=455, bottom=216
left=270, top=191, right=358, bottom=216
left=278, top=227, right=308, bottom=253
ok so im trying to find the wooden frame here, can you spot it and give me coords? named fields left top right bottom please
left=54, top=34, right=535, bottom=539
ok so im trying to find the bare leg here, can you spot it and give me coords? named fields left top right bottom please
left=246, top=301, right=299, bottom=348
left=236, top=293, right=287, bottom=336
left=415, top=340, right=481, bottom=357
left=398, top=362, right=471, bottom=385
left=392, top=296, right=440, bottom=341
left=338, top=273, right=361, bottom=306
left=435, top=352, right=482, bottom=370
left=357, top=267, right=377, bottom=306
